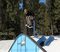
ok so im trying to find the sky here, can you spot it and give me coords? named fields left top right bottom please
left=39, top=0, right=46, bottom=3
left=19, top=3, right=23, bottom=10
left=19, top=0, right=46, bottom=10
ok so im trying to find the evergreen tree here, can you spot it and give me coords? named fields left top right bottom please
left=53, top=0, right=60, bottom=34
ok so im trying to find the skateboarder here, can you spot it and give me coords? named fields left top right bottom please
left=24, top=9, right=35, bottom=36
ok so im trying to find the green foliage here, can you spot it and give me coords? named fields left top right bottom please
left=0, top=0, right=21, bottom=35
left=0, top=0, right=60, bottom=37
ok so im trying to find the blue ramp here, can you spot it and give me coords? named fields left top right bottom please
left=9, top=34, right=45, bottom=52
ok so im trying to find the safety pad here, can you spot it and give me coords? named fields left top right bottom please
left=37, top=36, right=46, bottom=46
left=44, top=36, right=54, bottom=46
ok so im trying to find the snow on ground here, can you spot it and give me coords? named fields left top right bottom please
left=43, top=36, right=60, bottom=52
left=31, top=36, right=60, bottom=52
left=0, top=36, right=60, bottom=52
left=0, top=40, right=14, bottom=52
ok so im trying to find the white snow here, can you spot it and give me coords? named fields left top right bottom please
left=31, top=36, right=60, bottom=52
left=43, top=36, right=60, bottom=52
left=0, top=40, right=14, bottom=52
left=30, top=36, right=40, bottom=41
left=0, top=36, right=60, bottom=52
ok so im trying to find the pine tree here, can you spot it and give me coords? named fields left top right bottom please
left=53, top=0, right=60, bottom=34
left=4, top=0, right=21, bottom=35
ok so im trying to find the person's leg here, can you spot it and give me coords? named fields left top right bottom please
left=25, top=16, right=29, bottom=27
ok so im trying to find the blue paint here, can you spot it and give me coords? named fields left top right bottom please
left=9, top=34, right=44, bottom=52
left=44, top=36, right=54, bottom=46
left=37, top=36, right=54, bottom=46
left=37, top=36, right=46, bottom=45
